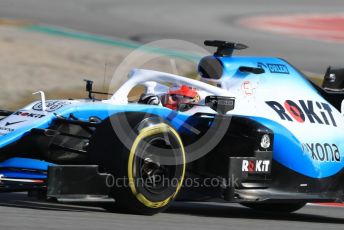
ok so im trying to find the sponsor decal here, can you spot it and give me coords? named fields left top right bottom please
left=266, top=100, right=336, bottom=127
left=32, top=101, right=70, bottom=112
left=302, top=143, right=341, bottom=162
left=13, top=111, right=45, bottom=119
left=241, top=81, right=255, bottom=95
left=5, top=120, right=25, bottom=126
left=242, top=159, right=271, bottom=173
left=0, top=120, right=26, bottom=134
left=0, top=127, right=14, bottom=132
left=257, top=62, right=289, bottom=74
left=267, top=63, right=289, bottom=74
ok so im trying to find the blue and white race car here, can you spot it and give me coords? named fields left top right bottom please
left=0, top=40, right=343, bottom=215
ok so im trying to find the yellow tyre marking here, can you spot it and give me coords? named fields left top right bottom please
left=128, top=123, right=186, bottom=209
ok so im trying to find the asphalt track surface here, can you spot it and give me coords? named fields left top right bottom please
left=0, top=0, right=344, bottom=229
left=0, top=193, right=343, bottom=230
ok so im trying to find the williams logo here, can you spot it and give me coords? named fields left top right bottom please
left=13, top=111, right=45, bottom=119
left=32, top=101, right=71, bottom=112
left=266, top=100, right=337, bottom=127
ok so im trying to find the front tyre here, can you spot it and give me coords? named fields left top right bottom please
left=89, top=113, right=186, bottom=215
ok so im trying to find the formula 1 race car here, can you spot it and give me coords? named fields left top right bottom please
left=0, top=40, right=343, bottom=215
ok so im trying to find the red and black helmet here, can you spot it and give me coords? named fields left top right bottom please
left=162, top=85, right=200, bottom=111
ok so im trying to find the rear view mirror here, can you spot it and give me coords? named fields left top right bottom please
left=322, top=67, right=344, bottom=91
left=205, top=96, right=235, bottom=114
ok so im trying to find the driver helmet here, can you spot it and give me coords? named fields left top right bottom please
left=162, top=85, right=200, bottom=111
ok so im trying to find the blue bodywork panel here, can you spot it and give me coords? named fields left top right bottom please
left=0, top=55, right=343, bottom=182
left=0, top=157, right=54, bottom=179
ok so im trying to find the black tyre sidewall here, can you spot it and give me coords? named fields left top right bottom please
left=88, top=112, right=186, bottom=215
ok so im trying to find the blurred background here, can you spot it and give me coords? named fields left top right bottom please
left=0, top=0, right=343, bottom=109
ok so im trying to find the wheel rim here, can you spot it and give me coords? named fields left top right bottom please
left=136, top=137, right=177, bottom=195
left=128, top=123, right=186, bottom=208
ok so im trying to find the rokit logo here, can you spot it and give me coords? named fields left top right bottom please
left=13, top=111, right=45, bottom=119
left=302, top=143, right=341, bottom=162
left=266, top=100, right=337, bottom=127
left=242, top=160, right=271, bottom=173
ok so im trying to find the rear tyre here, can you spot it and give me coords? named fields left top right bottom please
left=89, top=113, right=186, bottom=215
left=241, top=202, right=306, bottom=213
